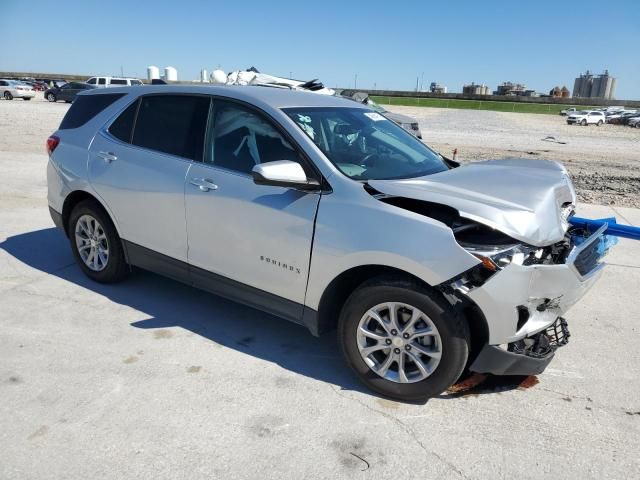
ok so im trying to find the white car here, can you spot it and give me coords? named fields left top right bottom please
left=567, top=110, right=605, bottom=126
left=86, top=77, right=143, bottom=88
left=0, top=79, right=36, bottom=100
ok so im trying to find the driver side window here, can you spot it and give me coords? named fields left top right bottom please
left=206, top=101, right=302, bottom=175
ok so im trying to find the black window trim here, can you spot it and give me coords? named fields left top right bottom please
left=103, top=92, right=211, bottom=164
left=101, top=92, right=329, bottom=190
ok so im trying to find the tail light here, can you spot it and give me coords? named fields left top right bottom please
left=46, top=135, right=60, bottom=155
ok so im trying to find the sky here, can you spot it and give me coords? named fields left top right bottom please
left=1, top=0, right=639, bottom=98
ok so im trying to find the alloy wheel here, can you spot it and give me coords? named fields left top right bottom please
left=74, top=214, right=109, bottom=272
left=357, top=302, right=442, bottom=383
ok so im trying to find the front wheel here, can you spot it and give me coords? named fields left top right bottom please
left=597, top=120, right=603, bottom=126
left=69, top=199, right=129, bottom=283
left=338, top=277, right=469, bottom=401
left=581, top=119, right=587, bottom=126
left=23, top=97, right=31, bottom=101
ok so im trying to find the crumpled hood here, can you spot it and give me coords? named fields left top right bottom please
left=368, top=159, right=576, bottom=246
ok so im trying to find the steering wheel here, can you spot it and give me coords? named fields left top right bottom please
left=361, top=153, right=380, bottom=168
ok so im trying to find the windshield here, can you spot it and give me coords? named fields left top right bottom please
left=284, top=107, right=447, bottom=180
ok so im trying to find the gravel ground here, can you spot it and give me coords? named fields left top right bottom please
left=1, top=92, right=640, bottom=479
left=386, top=105, right=640, bottom=207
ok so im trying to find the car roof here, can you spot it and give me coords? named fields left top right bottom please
left=82, top=84, right=367, bottom=109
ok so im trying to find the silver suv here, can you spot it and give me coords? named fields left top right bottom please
left=47, top=86, right=606, bottom=400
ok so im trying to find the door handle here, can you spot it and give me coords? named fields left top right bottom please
left=189, top=177, right=218, bottom=192
left=97, top=151, right=117, bottom=163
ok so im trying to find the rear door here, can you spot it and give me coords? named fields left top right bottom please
left=184, top=99, right=321, bottom=313
left=88, top=94, right=210, bottom=263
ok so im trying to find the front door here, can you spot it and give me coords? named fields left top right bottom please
left=185, top=100, right=321, bottom=316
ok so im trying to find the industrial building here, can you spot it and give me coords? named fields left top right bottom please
left=494, top=82, right=527, bottom=96
left=463, top=83, right=491, bottom=95
left=549, top=86, right=571, bottom=98
left=429, top=82, right=447, bottom=94
left=146, top=65, right=178, bottom=82
left=572, top=70, right=616, bottom=99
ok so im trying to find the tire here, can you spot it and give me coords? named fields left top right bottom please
left=65, top=100, right=72, bottom=103
left=68, top=199, right=129, bottom=283
left=581, top=119, right=587, bottom=126
left=338, top=276, right=469, bottom=401
left=4, top=91, right=13, bottom=100
left=597, top=120, right=603, bottom=126
left=23, top=97, right=31, bottom=101
left=47, top=93, right=56, bottom=102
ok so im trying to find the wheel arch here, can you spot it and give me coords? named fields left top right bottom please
left=62, top=190, right=129, bottom=262
left=313, top=264, right=489, bottom=361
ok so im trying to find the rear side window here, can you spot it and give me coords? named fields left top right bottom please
left=132, top=95, right=210, bottom=160
left=110, top=79, right=127, bottom=85
left=108, top=100, right=139, bottom=143
left=98, top=78, right=106, bottom=85
left=59, top=93, right=125, bottom=129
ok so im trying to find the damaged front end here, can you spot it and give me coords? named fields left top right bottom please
left=441, top=219, right=615, bottom=376
left=366, top=159, right=620, bottom=376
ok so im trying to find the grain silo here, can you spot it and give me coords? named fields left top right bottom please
left=164, top=66, right=178, bottom=82
left=147, top=65, right=160, bottom=80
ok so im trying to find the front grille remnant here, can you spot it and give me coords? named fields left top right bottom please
left=508, top=317, right=570, bottom=359
left=573, top=238, right=601, bottom=276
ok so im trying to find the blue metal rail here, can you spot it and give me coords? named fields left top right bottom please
left=569, top=216, right=640, bottom=241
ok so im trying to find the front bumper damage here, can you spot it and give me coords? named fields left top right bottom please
left=470, top=317, right=571, bottom=375
left=448, top=224, right=610, bottom=376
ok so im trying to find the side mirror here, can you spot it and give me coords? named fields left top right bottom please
left=252, top=160, right=320, bottom=191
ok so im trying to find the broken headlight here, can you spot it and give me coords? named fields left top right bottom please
left=464, top=243, right=543, bottom=270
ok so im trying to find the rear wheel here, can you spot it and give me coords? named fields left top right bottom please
left=23, top=97, right=31, bottom=101
left=47, top=93, right=56, bottom=102
left=4, top=91, right=13, bottom=100
left=338, top=277, right=469, bottom=401
left=68, top=200, right=128, bottom=283
left=597, top=120, right=603, bottom=126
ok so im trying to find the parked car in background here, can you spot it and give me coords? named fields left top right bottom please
left=0, top=79, right=36, bottom=100
left=86, top=77, right=143, bottom=88
left=46, top=85, right=607, bottom=401
left=567, top=110, right=605, bottom=126
left=45, top=82, right=96, bottom=103
left=628, top=117, right=640, bottom=128
left=559, top=107, right=578, bottom=116
left=607, top=111, right=638, bottom=125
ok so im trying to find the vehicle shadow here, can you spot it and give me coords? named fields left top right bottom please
left=1, top=228, right=531, bottom=403
left=0, top=227, right=371, bottom=397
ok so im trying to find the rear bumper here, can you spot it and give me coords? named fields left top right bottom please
left=15, top=91, right=35, bottom=98
left=49, top=206, right=65, bottom=232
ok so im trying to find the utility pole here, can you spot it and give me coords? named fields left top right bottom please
left=355, top=73, right=358, bottom=89
left=416, top=76, right=419, bottom=92
left=120, top=65, right=124, bottom=77
left=420, top=71, right=424, bottom=91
